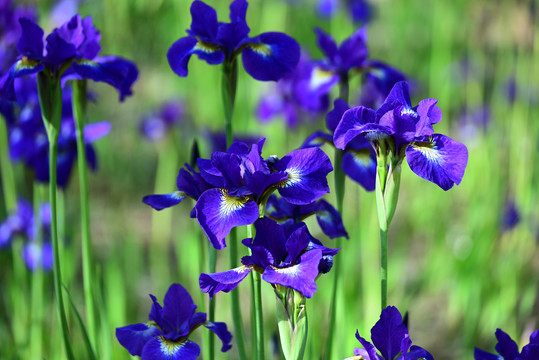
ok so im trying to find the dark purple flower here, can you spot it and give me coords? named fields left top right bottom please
left=0, top=198, right=34, bottom=247
left=475, top=328, right=539, bottom=360
left=334, top=81, right=468, bottom=191
left=0, top=15, right=138, bottom=102
left=116, top=283, right=232, bottom=360
left=502, top=200, right=520, bottom=230
left=199, top=217, right=339, bottom=298
left=139, top=100, right=185, bottom=142
left=350, top=306, right=433, bottom=360
left=167, top=0, right=300, bottom=81
left=0, top=0, right=37, bottom=72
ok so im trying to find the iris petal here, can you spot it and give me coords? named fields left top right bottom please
left=370, top=306, right=408, bottom=360
left=405, top=134, right=468, bottom=191
left=494, top=329, right=519, bottom=360
left=242, top=32, right=300, bottom=81
left=17, top=17, right=44, bottom=57
left=83, top=121, right=110, bottom=142
left=355, top=331, right=379, bottom=360
left=314, top=27, right=338, bottom=63
left=473, top=348, right=501, bottom=360
left=342, top=147, right=376, bottom=191
left=199, top=266, right=252, bottom=298
left=195, top=189, right=259, bottom=249
left=188, top=0, right=219, bottom=41
left=141, top=337, right=200, bottom=360
left=167, top=36, right=224, bottom=78
left=71, top=56, right=138, bottom=101
left=115, top=323, right=161, bottom=357
left=162, top=283, right=197, bottom=339
left=204, top=322, right=233, bottom=352
left=404, top=345, right=434, bottom=360
left=143, top=192, right=186, bottom=211
left=315, top=199, right=348, bottom=239
left=273, top=147, right=332, bottom=205
left=334, top=106, right=381, bottom=149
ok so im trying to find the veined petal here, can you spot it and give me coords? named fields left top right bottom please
left=116, top=323, right=161, bottom=357
left=242, top=32, right=300, bottom=81
left=199, top=266, right=252, bottom=299
left=71, top=56, right=138, bottom=101
left=416, top=98, right=442, bottom=133
left=167, top=36, right=224, bottom=78
left=143, top=192, right=186, bottom=210
left=204, top=322, right=233, bottom=352
left=405, top=134, right=468, bottom=191
left=314, top=27, right=338, bottom=63
left=494, top=329, right=519, bottom=360
left=17, top=17, right=44, bottom=57
left=161, top=284, right=197, bottom=339
left=342, top=147, right=376, bottom=191
left=355, top=331, right=380, bottom=360
left=473, top=348, right=501, bottom=360
left=371, top=306, right=408, bottom=360
left=262, top=249, right=322, bottom=298
left=333, top=106, right=381, bottom=149
left=315, top=199, right=348, bottom=239
left=195, top=189, right=259, bottom=249
left=274, top=147, right=332, bottom=205
left=141, top=337, right=199, bottom=360
left=84, top=121, right=110, bottom=142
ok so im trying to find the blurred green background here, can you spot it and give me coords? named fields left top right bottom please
left=1, top=0, right=538, bottom=359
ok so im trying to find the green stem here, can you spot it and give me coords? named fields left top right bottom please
left=247, top=223, right=265, bottom=360
left=30, top=184, right=45, bottom=359
left=379, top=227, right=388, bottom=310
left=222, top=59, right=238, bottom=147
left=38, top=72, right=74, bottom=360
left=229, top=227, right=247, bottom=360
left=11, top=237, right=26, bottom=352
left=72, top=80, right=97, bottom=350
left=208, top=243, right=217, bottom=360
left=0, top=115, right=16, bottom=212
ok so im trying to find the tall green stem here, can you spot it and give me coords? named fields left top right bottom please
left=30, top=184, right=45, bottom=359
left=375, top=157, right=389, bottom=311
left=229, top=227, right=247, bottom=360
left=37, top=73, right=74, bottom=360
left=208, top=242, right=217, bottom=360
left=72, top=80, right=97, bottom=350
left=0, top=115, right=16, bottom=212
left=247, top=223, right=265, bottom=360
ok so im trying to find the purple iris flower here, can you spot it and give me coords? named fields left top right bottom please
left=199, top=217, right=340, bottom=298
left=299, top=27, right=405, bottom=103
left=257, top=52, right=330, bottom=128
left=139, top=100, right=185, bottom=142
left=0, top=14, right=138, bottom=102
left=0, top=198, right=54, bottom=271
left=144, top=138, right=333, bottom=250
left=317, top=0, right=371, bottom=24
left=349, top=306, right=433, bottom=360
left=474, top=328, right=539, bottom=360
left=265, top=194, right=348, bottom=239
left=116, top=283, right=232, bottom=360
left=303, top=99, right=376, bottom=191
left=6, top=79, right=110, bottom=188
left=0, top=0, right=37, bottom=72
left=167, top=0, right=300, bottom=81
left=334, top=81, right=468, bottom=191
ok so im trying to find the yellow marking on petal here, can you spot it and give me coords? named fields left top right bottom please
left=15, top=56, right=41, bottom=71
left=248, top=42, right=272, bottom=56
left=194, top=40, right=221, bottom=53
left=219, top=190, right=250, bottom=216
left=159, top=336, right=185, bottom=355
left=413, top=141, right=442, bottom=163
left=280, top=167, right=302, bottom=188
left=309, top=67, right=335, bottom=90
left=352, top=149, right=372, bottom=167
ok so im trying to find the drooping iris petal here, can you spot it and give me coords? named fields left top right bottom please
left=204, top=322, right=233, bottom=352
left=142, top=192, right=186, bottom=211
left=314, top=27, right=338, bottom=64
left=115, top=323, right=161, bottom=357
left=262, top=249, right=322, bottom=298
left=405, top=134, right=468, bottom=191
left=71, top=56, right=138, bottom=101
left=199, top=266, right=252, bottom=299
left=242, top=32, right=300, bottom=81
left=83, top=121, right=110, bottom=142
left=473, top=348, right=501, bottom=360
left=273, top=147, right=332, bottom=205
left=494, top=329, right=519, bottom=360
left=302, top=131, right=333, bottom=148
left=405, top=345, right=434, bottom=360
left=161, top=283, right=197, bottom=339
left=354, top=331, right=379, bottom=360
left=334, top=106, right=382, bottom=149
left=188, top=312, right=207, bottom=330
left=195, top=189, right=259, bottom=249
left=315, top=199, right=348, bottom=239
left=0, top=59, right=44, bottom=101
left=167, top=36, right=224, bottom=78
left=17, top=17, right=44, bottom=57
left=188, top=0, right=219, bottom=41
left=141, top=337, right=200, bottom=360
left=364, top=60, right=406, bottom=99
left=342, top=146, right=376, bottom=191
left=370, top=306, right=408, bottom=360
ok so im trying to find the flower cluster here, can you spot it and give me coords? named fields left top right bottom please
left=199, top=217, right=339, bottom=298
left=116, top=283, right=232, bottom=360
left=334, top=81, right=468, bottom=190
left=168, top=0, right=300, bottom=82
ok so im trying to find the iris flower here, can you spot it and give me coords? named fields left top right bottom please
left=199, top=217, right=339, bottom=298
left=475, top=328, right=539, bottom=360
left=347, top=306, right=433, bottom=360
left=0, top=15, right=138, bottom=102
left=116, top=283, right=232, bottom=360
left=167, top=0, right=300, bottom=81
left=334, top=81, right=468, bottom=191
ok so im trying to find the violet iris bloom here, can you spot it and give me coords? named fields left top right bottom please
left=0, top=199, right=54, bottom=271
left=199, top=217, right=339, bottom=298
left=474, top=328, right=539, bottom=360
left=167, top=0, right=300, bottom=81
left=0, top=0, right=37, bottom=72
left=265, top=194, right=348, bottom=239
left=347, top=306, right=433, bottom=360
left=0, top=15, right=138, bottom=102
left=116, top=283, right=232, bottom=360
left=144, top=138, right=333, bottom=250
left=139, top=100, right=185, bottom=142
left=334, top=81, right=468, bottom=191
left=6, top=79, right=109, bottom=188
left=303, top=99, right=376, bottom=191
